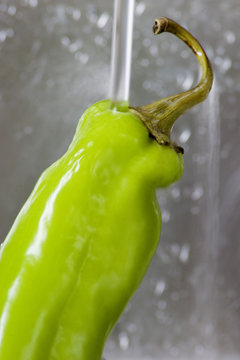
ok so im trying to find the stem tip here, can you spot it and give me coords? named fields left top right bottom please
left=153, top=17, right=168, bottom=35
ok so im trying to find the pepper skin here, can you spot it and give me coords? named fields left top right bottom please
left=0, top=100, right=183, bottom=360
left=0, top=18, right=213, bottom=360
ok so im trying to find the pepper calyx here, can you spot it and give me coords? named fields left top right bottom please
left=131, top=17, right=213, bottom=153
left=129, top=106, right=184, bottom=154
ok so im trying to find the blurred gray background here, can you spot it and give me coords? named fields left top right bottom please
left=0, top=0, right=240, bottom=359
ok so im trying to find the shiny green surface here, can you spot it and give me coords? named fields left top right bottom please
left=0, top=100, right=183, bottom=360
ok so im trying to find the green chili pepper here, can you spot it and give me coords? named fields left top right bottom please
left=0, top=18, right=212, bottom=360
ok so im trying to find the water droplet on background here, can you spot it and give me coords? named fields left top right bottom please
left=149, top=45, right=158, bottom=57
left=224, top=30, right=236, bottom=44
left=8, top=6, right=16, bottom=15
left=191, top=185, right=204, bottom=200
left=0, top=31, right=7, bottom=43
left=171, top=187, right=181, bottom=199
left=61, top=36, right=70, bottom=46
left=69, top=42, right=82, bottom=53
left=179, top=244, right=190, bottom=263
left=94, top=35, right=106, bottom=47
left=87, top=7, right=98, bottom=24
left=142, top=81, right=151, bottom=90
left=72, top=9, right=81, bottom=20
left=97, top=12, right=109, bottom=29
left=127, top=323, right=137, bottom=333
left=154, top=280, right=166, bottom=296
left=135, top=2, right=146, bottom=16
left=214, top=56, right=232, bottom=74
left=24, top=0, right=38, bottom=8
left=75, top=52, right=89, bottom=64
left=118, top=332, right=129, bottom=350
left=170, top=243, right=180, bottom=256
left=179, top=128, right=191, bottom=144
left=162, top=209, right=170, bottom=223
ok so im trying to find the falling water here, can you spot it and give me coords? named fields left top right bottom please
left=109, top=0, right=135, bottom=107
left=193, top=80, right=221, bottom=359
left=205, top=80, right=221, bottom=358
left=206, top=81, right=221, bottom=270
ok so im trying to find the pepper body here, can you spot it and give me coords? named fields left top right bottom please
left=0, top=100, right=183, bottom=360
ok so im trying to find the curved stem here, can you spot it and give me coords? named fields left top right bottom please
left=131, top=17, right=213, bottom=146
